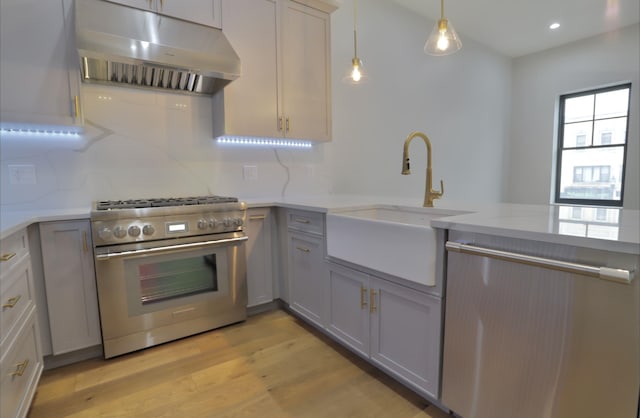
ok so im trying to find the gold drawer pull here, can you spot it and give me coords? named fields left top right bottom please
left=370, top=289, right=377, bottom=313
left=0, top=253, right=16, bottom=261
left=360, top=286, right=367, bottom=309
left=10, top=359, right=29, bottom=377
left=249, top=215, right=266, bottom=221
left=296, top=246, right=310, bottom=253
left=3, top=295, right=21, bottom=309
left=294, top=218, right=310, bottom=224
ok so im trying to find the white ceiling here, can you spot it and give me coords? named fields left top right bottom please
left=392, top=0, right=640, bottom=57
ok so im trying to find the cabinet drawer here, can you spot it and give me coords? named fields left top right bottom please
left=0, top=256, right=34, bottom=350
left=0, top=229, right=28, bottom=273
left=287, top=210, right=325, bottom=235
left=1, top=310, right=42, bottom=418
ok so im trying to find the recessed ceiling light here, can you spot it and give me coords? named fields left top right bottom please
left=549, top=22, right=561, bottom=30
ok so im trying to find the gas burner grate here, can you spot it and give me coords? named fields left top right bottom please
left=96, top=196, right=238, bottom=210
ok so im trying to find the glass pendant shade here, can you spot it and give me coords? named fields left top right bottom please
left=424, top=0, right=462, bottom=56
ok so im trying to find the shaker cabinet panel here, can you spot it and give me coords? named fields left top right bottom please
left=288, top=232, right=326, bottom=327
left=39, top=220, right=101, bottom=355
left=326, top=263, right=370, bottom=357
left=280, top=1, right=331, bottom=141
left=215, top=0, right=333, bottom=141
left=216, top=0, right=281, bottom=138
left=370, top=277, right=441, bottom=399
left=246, top=208, right=275, bottom=307
left=0, top=0, right=81, bottom=127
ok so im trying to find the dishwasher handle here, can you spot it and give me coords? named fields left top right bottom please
left=445, top=241, right=635, bottom=284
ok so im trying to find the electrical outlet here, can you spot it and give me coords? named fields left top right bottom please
left=243, top=165, right=258, bottom=181
left=8, top=164, right=37, bottom=185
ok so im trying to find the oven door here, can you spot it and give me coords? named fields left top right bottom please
left=94, top=232, right=247, bottom=358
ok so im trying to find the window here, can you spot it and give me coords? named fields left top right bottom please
left=555, top=84, right=631, bottom=206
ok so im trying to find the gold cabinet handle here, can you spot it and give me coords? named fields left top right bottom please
left=294, top=218, right=310, bottom=224
left=0, top=253, right=16, bottom=261
left=3, top=295, right=21, bottom=309
left=10, top=359, right=29, bottom=377
left=74, top=95, right=80, bottom=118
left=285, top=117, right=290, bottom=132
left=360, top=286, right=367, bottom=309
left=82, top=231, right=89, bottom=253
left=278, top=116, right=284, bottom=131
left=296, top=246, right=310, bottom=253
left=249, top=215, right=266, bottom=221
left=370, top=289, right=377, bottom=313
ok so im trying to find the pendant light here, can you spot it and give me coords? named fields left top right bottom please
left=344, top=0, right=368, bottom=84
left=424, top=0, right=462, bottom=56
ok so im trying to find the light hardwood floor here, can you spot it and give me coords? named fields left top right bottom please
left=27, top=309, right=451, bottom=418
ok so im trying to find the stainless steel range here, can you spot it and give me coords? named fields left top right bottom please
left=91, top=196, right=248, bottom=358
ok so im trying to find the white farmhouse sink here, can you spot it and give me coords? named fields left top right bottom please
left=326, top=205, right=464, bottom=286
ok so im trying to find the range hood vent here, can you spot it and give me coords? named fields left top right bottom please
left=75, top=0, right=240, bottom=96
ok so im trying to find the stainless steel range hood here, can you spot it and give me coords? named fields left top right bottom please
left=75, top=0, right=240, bottom=96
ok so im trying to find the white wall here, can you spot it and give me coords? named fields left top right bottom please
left=329, top=0, right=512, bottom=205
left=506, top=23, right=640, bottom=209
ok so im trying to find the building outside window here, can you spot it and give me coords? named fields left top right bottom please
left=555, top=83, right=631, bottom=206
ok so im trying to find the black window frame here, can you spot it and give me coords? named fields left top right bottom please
left=555, top=83, right=632, bottom=207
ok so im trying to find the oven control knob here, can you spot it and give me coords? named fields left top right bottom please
left=142, top=225, right=155, bottom=236
left=98, top=227, right=111, bottom=240
left=223, top=217, right=232, bottom=227
left=197, top=219, right=208, bottom=230
left=113, top=226, right=127, bottom=239
left=128, top=225, right=141, bottom=237
left=209, top=218, right=219, bottom=229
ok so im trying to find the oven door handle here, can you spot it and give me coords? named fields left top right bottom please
left=95, top=236, right=248, bottom=260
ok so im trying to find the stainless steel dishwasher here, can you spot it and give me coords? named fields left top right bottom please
left=441, top=231, right=639, bottom=418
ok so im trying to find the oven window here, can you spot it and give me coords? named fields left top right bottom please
left=138, top=254, right=218, bottom=304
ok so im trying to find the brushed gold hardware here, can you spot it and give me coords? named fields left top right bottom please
left=82, top=231, right=89, bottom=253
left=159, top=0, right=164, bottom=10
left=401, top=131, right=444, bottom=207
left=0, top=253, right=16, bottom=262
left=294, top=218, right=310, bottom=224
left=278, top=116, right=284, bottom=131
left=10, top=359, right=29, bottom=377
left=296, top=246, right=310, bottom=253
left=3, top=295, right=21, bottom=309
left=370, top=289, right=377, bottom=313
left=360, top=286, right=367, bottom=309
left=74, top=95, right=80, bottom=118
left=249, top=215, right=266, bottom=221
left=285, top=117, right=290, bottom=132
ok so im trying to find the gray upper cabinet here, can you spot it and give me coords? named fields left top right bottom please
left=0, top=0, right=82, bottom=128
left=214, top=0, right=335, bottom=141
left=39, top=220, right=101, bottom=355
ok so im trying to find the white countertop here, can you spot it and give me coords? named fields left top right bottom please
left=2, top=196, right=639, bottom=254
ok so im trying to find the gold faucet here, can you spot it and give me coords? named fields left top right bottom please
left=401, top=131, right=444, bottom=207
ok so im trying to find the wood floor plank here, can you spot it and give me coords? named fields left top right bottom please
left=27, top=310, right=449, bottom=418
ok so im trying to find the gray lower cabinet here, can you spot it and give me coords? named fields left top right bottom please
left=288, top=231, right=326, bottom=326
left=246, top=208, right=274, bottom=307
left=327, top=262, right=442, bottom=399
left=287, top=209, right=327, bottom=328
left=39, top=220, right=101, bottom=355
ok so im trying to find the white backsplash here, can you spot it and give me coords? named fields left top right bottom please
left=0, top=85, right=332, bottom=210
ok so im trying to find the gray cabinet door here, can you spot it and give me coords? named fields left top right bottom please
left=326, top=263, right=369, bottom=358
left=288, top=232, right=325, bottom=327
left=369, top=277, right=442, bottom=399
left=246, top=208, right=274, bottom=307
left=39, top=220, right=101, bottom=355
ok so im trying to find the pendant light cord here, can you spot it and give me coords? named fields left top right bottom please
left=353, top=0, right=358, bottom=58
left=440, top=0, right=444, bottom=19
